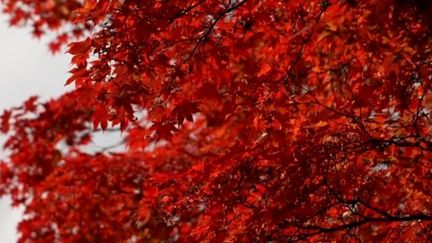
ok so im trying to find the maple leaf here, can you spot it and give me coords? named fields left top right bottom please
left=2, top=0, right=432, bottom=242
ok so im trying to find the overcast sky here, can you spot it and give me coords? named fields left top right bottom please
left=0, top=15, right=71, bottom=242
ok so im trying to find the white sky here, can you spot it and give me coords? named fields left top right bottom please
left=0, top=15, right=71, bottom=242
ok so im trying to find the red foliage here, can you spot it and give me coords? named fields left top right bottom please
left=2, top=0, right=432, bottom=241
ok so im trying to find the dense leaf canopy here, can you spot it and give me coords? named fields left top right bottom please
left=2, top=0, right=432, bottom=241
